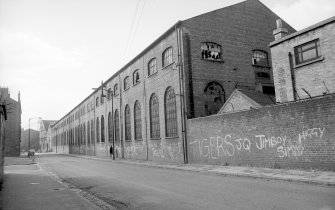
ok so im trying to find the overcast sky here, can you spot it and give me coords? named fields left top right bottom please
left=1, top=0, right=334, bottom=129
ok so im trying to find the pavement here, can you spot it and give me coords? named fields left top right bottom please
left=1, top=154, right=334, bottom=210
left=0, top=156, right=101, bottom=210
left=67, top=153, right=335, bottom=187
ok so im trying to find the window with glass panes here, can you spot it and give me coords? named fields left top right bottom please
left=114, top=110, right=120, bottom=142
left=91, top=120, right=95, bottom=143
left=294, top=39, right=320, bottom=65
left=148, top=58, right=157, bottom=76
left=124, top=77, right=130, bottom=90
left=164, top=87, right=178, bottom=137
left=125, top=105, right=131, bottom=141
left=133, top=70, right=140, bottom=85
left=96, top=117, right=100, bottom=143
left=108, top=112, right=112, bottom=142
left=114, top=84, right=119, bottom=96
left=150, top=94, right=160, bottom=138
left=101, top=115, right=105, bottom=143
left=162, top=47, right=173, bottom=67
left=87, top=123, right=90, bottom=144
left=134, top=101, right=142, bottom=140
left=252, top=50, right=269, bottom=67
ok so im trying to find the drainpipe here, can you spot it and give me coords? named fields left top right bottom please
left=288, top=52, right=297, bottom=101
left=176, top=24, right=188, bottom=164
left=119, top=74, right=124, bottom=158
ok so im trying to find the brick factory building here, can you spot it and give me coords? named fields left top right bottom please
left=51, top=0, right=295, bottom=163
left=0, top=88, right=21, bottom=157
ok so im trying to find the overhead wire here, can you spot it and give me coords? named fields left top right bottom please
left=122, top=0, right=146, bottom=63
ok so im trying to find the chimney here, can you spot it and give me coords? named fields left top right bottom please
left=273, top=19, right=288, bottom=41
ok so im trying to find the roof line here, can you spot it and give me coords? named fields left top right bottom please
left=270, top=16, right=335, bottom=47
left=53, top=21, right=182, bottom=126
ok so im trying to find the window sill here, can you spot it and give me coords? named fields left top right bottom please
left=294, top=56, right=324, bottom=69
left=161, top=61, right=175, bottom=70
left=165, top=136, right=179, bottom=139
left=135, top=139, right=143, bottom=141
left=125, top=139, right=132, bottom=142
left=148, top=71, right=158, bottom=78
left=132, top=82, right=140, bottom=87
left=114, top=93, right=119, bottom=98
left=201, top=58, right=224, bottom=63
left=252, top=64, right=271, bottom=69
left=124, top=87, right=130, bottom=92
left=150, top=137, right=161, bottom=140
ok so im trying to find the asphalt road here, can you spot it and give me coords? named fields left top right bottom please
left=37, top=154, right=335, bottom=210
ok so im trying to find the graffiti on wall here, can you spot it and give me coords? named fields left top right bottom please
left=189, top=127, right=325, bottom=160
left=125, top=142, right=146, bottom=158
left=151, top=141, right=183, bottom=160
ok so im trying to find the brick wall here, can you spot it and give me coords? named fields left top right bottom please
left=4, top=98, right=21, bottom=157
left=187, top=94, right=335, bottom=170
left=182, top=0, right=295, bottom=118
left=0, top=107, right=5, bottom=186
left=271, top=19, right=335, bottom=103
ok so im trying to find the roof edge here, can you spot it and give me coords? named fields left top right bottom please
left=269, top=16, right=335, bottom=47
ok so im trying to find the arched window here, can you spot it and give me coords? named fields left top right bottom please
left=252, top=50, right=269, bottom=67
left=204, top=82, right=225, bottom=115
left=91, top=120, right=95, bottom=143
left=87, top=122, right=90, bottom=144
left=114, top=84, right=119, bottom=96
left=125, top=105, right=131, bottom=141
left=114, top=109, right=120, bottom=142
left=148, top=58, right=157, bottom=76
left=149, top=93, right=160, bottom=138
left=124, top=76, right=130, bottom=90
left=133, top=70, right=140, bottom=85
left=83, top=123, right=86, bottom=145
left=162, top=47, right=173, bottom=67
left=134, top=101, right=142, bottom=140
left=101, top=116, right=105, bottom=143
left=96, top=97, right=99, bottom=107
left=107, top=88, right=112, bottom=100
left=164, top=87, right=178, bottom=137
left=76, top=126, right=79, bottom=145
left=96, top=117, right=100, bottom=143
left=108, top=112, right=112, bottom=142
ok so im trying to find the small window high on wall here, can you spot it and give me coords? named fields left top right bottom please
left=252, top=50, right=269, bottom=67
left=201, top=42, right=222, bottom=61
left=294, top=39, right=321, bottom=65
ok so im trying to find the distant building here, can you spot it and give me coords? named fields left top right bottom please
left=39, top=120, right=57, bottom=152
left=0, top=88, right=21, bottom=157
left=270, top=16, right=335, bottom=103
left=21, top=129, right=40, bottom=152
left=218, top=89, right=275, bottom=113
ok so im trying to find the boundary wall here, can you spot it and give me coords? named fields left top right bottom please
left=187, top=94, right=335, bottom=170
